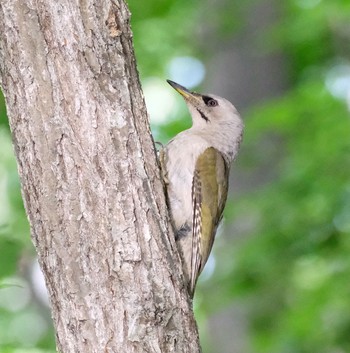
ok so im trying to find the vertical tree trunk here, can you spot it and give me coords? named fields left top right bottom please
left=0, top=1, right=200, bottom=352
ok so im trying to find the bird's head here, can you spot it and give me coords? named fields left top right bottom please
left=167, top=80, right=241, bottom=131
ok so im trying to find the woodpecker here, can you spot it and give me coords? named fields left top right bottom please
left=160, top=80, right=244, bottom=296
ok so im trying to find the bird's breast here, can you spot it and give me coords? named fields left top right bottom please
left=163, top=133, right=210, bottom=230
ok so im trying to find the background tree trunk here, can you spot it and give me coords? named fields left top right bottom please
left=0, top=0, right=200, bottom=352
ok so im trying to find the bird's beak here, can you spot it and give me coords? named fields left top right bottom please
left=167, top=80, right=201, bottom=103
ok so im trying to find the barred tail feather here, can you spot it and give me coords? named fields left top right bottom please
left=190, top=170, right=202, bottom=296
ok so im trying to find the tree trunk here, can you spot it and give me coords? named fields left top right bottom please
left=0, top=1, right=200, bottom=352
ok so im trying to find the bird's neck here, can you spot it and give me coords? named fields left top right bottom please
left=190, top=122, right=243, bottom=163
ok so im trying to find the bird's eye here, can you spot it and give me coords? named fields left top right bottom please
left=207, top=99, right=218, bottom=107
left=202, top=95, right=218, bottom=107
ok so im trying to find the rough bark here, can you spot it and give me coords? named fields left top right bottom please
left=0, top=1, right=200, bottom=352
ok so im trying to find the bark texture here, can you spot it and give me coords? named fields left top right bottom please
left=0, top=1, right=200, bottom=352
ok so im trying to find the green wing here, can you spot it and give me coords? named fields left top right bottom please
left=190, top=147, right=229, bottom=294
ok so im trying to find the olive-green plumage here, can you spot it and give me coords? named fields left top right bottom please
left=191, top=147, right=228, bottom=292
left=162, top=80, right=243, bottom=297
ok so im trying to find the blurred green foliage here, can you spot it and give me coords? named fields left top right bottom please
left=218, top=86, right=350, bottom=353
left=198, top=1, right=350, bottom=353
left=129, top=0, right=200, bottom=78
left=1, top=0, right=350, bottom=352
